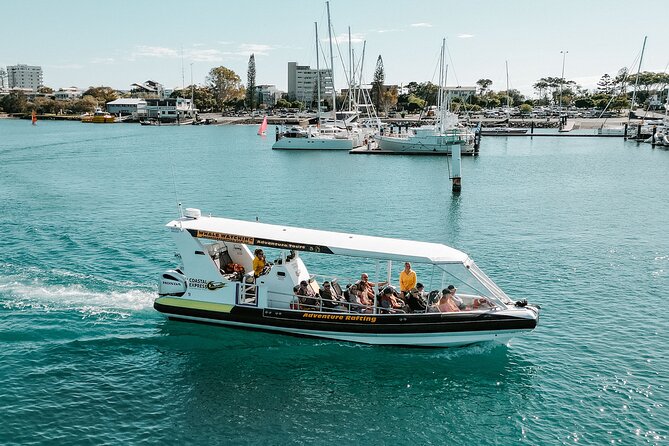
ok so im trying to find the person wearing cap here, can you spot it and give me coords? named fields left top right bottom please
left=399, top=262, right=417, bottom=297
left=252, top=249, right=266, bottom=278
left=437, top=286, right=462, bottom=312
left=406, top=282, right=428, bottom=312
left=446, top=284, right=467, bottom=310
left=380, top=286, right=406, bottom=313
left=320, top=281, right=343, bottom=310
left=296, top=280, right=318, bottom=309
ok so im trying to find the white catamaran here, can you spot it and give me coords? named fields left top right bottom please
left=155, top=208, right=540, bottom=347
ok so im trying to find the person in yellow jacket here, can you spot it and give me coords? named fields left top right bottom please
left=253, top=249, right=266, bottom=278
left=399, top=262, right=417, bottom=298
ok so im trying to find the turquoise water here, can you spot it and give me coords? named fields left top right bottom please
left=1, top=119, right=667, bottom=445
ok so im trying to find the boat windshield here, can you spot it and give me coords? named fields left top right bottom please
left=433, top=261, right=513, bottom=305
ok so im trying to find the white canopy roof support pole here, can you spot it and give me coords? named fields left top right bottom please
left=386, top=260, right=392, bottom=289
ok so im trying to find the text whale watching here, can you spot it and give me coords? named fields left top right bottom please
left=155, top=208, right=539, bottom=347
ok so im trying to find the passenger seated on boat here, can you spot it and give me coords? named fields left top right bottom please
left=320, top=281, right=345, bottom=310
left=357, top=273, right=387, bottom=303
left=296, top=280, right=319, bottom=310
left=344, top=284, right=372, bottom=313
left=446, top=285, right=467, bottom=310
left=380, top=287, right=406, bottom=314
left=406, top=283, right=428, bottom=313
left=436, top=287, right=461, bottom=313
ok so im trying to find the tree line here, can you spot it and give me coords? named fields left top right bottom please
left=2, top=54, right=667, bottom=115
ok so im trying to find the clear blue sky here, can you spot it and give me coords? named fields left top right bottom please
left=3, top=0, right=668, bottom=96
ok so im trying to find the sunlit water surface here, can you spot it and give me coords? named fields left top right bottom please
left=0, top=120, right=667, bottom=445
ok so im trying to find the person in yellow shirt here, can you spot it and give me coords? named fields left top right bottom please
left=252, top=249, right=266, bottom=278
left=399, top=262, right=417, bottom=298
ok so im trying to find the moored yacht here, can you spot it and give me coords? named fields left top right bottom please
left=155, top=209, right=540, bottom=347
left=376, top=40, right=475, bottom=155
left=376, top=113, right=476, bottom=154
left=273, top=111, right=371, bottom=150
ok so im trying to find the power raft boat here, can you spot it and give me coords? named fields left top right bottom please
left=155, top=209, right=539, bottom=347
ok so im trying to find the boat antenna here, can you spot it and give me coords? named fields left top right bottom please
left=168, top=146, right=183, bottom=219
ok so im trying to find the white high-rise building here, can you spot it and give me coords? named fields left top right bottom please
left=287, top=62, right=333, bottom=106
left=0, top=68, right=7, bottom=90
left=7, top=64, right=43, bottom=92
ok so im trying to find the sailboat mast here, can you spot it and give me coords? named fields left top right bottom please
left=348, top=26, right=353, bottom=112
left=506, top=60, right=510, bottom=120
left=438, top=38, right=446, bottom=133
left=629, top=36, right=647, bottom=120
left=326, top=1, right=337, bottom=120
left=315, top=22, right=321, bottom=122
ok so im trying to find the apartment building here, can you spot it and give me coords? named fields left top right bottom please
left=287, top=62, right=333, bottom=105
left=7, top=64, right=43, bottom=92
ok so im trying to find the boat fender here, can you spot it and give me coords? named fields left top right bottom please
left=515, top=299, right=528, bottom=307
left=206, top=281, right=226, bottom=290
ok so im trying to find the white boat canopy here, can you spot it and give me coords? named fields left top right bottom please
left=168, top=215, right=470, bottom=265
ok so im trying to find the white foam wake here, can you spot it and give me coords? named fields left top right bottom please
left=0, top=276, right=156, bottom=319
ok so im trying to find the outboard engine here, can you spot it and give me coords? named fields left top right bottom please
left=159, top=269, right=187, bottom=297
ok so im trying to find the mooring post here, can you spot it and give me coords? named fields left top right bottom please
left=636, top=124, right=641, bottom=140
left=452, top=143, right=462, bottom=192
left=652, top=125, right=657, bottom=145
left=531, top=120, right=535, bottom=134
left=624, top=123, right=628, bottom=140
left=473, top=128, right=481, bottom=156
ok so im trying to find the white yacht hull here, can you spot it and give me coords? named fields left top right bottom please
left=272, top=137, right=355, bottom=150
left=377, top=136, right=475, bottom=155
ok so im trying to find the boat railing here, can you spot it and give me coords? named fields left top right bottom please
left=265, top=287, right=500, bottom=315
left=236, top=282, right=258, bottom=306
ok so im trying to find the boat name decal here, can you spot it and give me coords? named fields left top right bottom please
left=254, top=238, right=334, bottom=254
left=189, top=229, right=333, bottom=254
left=302, top=313, right=377, bottom=323
left=188, top=278, right=211, bottom=289
left=194, top=230, right=254, bottom=244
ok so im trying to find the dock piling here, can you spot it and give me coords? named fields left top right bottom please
left=652, top=126, right=657, bottom=145
left=451, top=143, right=462, bottom=192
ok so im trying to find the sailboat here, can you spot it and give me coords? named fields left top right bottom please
left=257, top=115, right=268, bottom=136
left=31, top=110, right=37, bottom=125
left=480, top=61, right=528, bottom=136
left=376, top=39, right=476, bottom=155
left=272, top=2, right=370, bottom=151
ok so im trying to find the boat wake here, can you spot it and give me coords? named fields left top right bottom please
left=0, top=267, right=155, bottom=319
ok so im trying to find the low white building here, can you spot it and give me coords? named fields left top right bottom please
left=142, top=97, right=196, bottom=121
left=106, top=98, right=147, bottom=116
left=131, top=80, right=165, bottom=98
left=54, top=87, right=82, bottom=100
left=445, top=86, right=476, bottom=101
